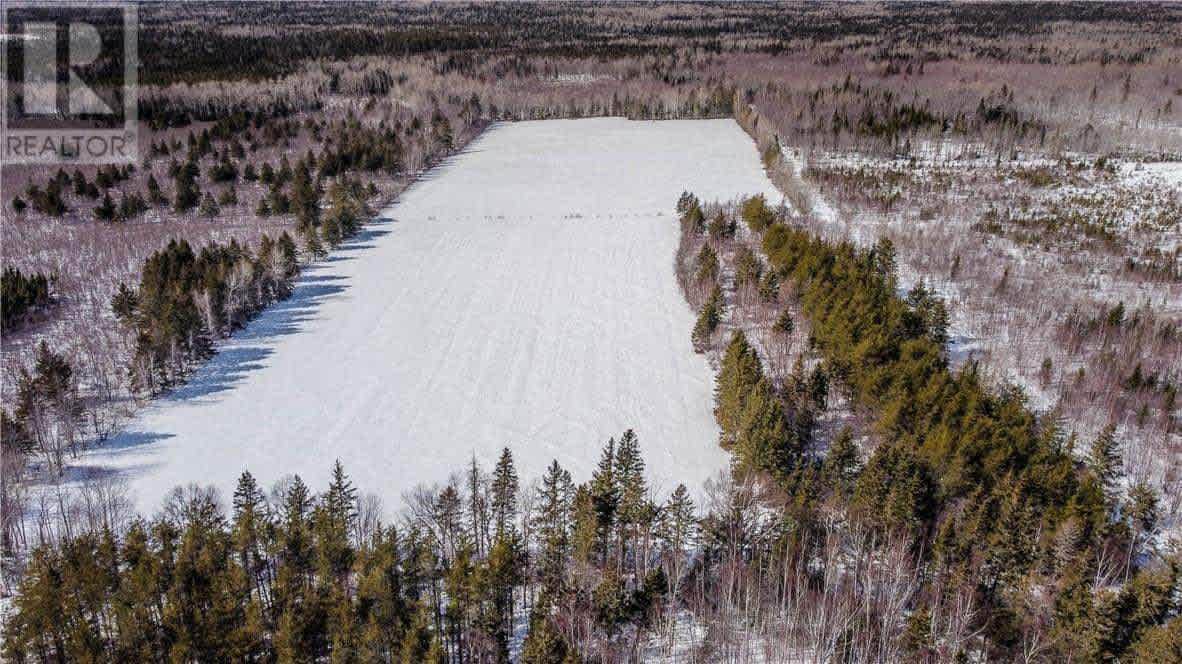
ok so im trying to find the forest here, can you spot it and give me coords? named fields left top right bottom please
left=3, top=1, right=1181, bottom=661
left=5, top=197, right=1178, bottom=661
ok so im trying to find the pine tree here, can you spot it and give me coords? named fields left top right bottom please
left=291, top=161, right=320, bottom=228
left=657, top=484, right=696, bottom=592
left=714, top=331, right=763, bottom=448
left=822, top=427, right=860, bottom=496
left=741, top=194, right=775, bottom=232
left=435, top=484, right=466, bottom=563
left=589, top=438, right=620, bottom=565
left=807, top=365, right=829, bottom=412
left=1130, top=616, right=1182, bottom=662
left=303, top=226, right=327, bottom=260
left=1088, top=424, right=1122, bottom=504
left=984, top=476, right=1037, bottom=591
left=329, top=589, right=359, bottom=664
left=174, top=159, right=201, bottom=211
left=484, top=534, right=521, bottom=659
left=613, top=430, right=648, bottom=572
left=871, top=236, right=897, bottom=284
left=147, top=174, right=165, bottom=206
left=277, top=232, right=300, bottom=280
left=733, top=377, right=797, bottom=478
left=325, top=460, right=358, bottom=532
left=691, top=286, right=722, bottom=352
left=490, top=447, right=519, bottom=539
left=694, top=244, right=720, bottom=285
left=94, top=192, right=116, bottom=221
left=773, top=309, right=795, bottom=336
left=681, top=202, right=705, bottom=234
left=520, top=599, right=568, bottom=664
left=534, top=460, right=573, bottom=594
left=72, top=169, right=87, bottom=195
left=198, top=192, right=220, bottom=218
left=231, top=471, right=266, bottom=594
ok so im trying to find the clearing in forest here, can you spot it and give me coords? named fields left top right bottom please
left=69, top=118, right=781, bottom=513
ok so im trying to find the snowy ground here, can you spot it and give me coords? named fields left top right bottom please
left=65, top=118, right=780, bottom=515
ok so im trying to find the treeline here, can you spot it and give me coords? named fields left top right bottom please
left=675, top=192, right=1179, bottom=660
left=3, top=438, right=698, bottom=663
left=115, top=2, right=1177, bottom=86
left=742, top=203, right=1178, bottom=660
left=747, top=78, right=1049, bottom=158
left=111, top=232, right=298, bottom=395
left=1, top=268, right=53, bottom=333
left=5, top=193, right=1180, bottom=659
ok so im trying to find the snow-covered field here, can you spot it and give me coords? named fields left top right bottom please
left=68, top=118, right=780, bottom=514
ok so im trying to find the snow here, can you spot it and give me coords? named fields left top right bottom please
left=65, top=118, right=781, bottom=515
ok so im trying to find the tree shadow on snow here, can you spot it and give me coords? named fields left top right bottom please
left=71, top=215, right=398, bottom=490
left=164, top=274, right=349, bottom=401
left=94, top=431, right=174, bottom=455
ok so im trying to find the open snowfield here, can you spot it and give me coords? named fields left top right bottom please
left=68, top=118, right=781, bottom=515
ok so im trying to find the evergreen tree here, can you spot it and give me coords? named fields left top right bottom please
left=657, top=484, right=696, bottom=593
left=303, top=226, right=327, bottom=260
left=589, top=438, right=620, bottom=565
left=741, top=194, right=775, bottom=232
left=94, top=192, right=116, bottom=221
left=613, top=429, right=649, bottom=571
left=291, top=161, right=320, bottom=228
left=231, top=471, right=267, bottom=601
left=694, top=244, right=720, bottom=285
left=490, top=447, right=519, bottom=539
left=174, top=159, right=201, bottom=211
left=822, top=427, right=860, bottom=497
left=714, top=331, right=763, bottom=448
left=534, top=460, right=573, bottom=594
left=520, top=599, right=568, bottom=664
left=1088, top=424, right=1122, bottom=504
left=198, top=192, right=220, bottom=218
left=324, top=460, right=359, bottom=533
left=147, top=173, right=166, bottom=206
left=733, top=377, right=797, bottom=478
left=691, top=286, right=723, bottom=352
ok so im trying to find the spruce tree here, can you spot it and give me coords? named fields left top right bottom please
left=534, top=460, right=573, bottom=594
left=198, top=192, right=220, bottom=218
left=734, top=377, right=797, bottom=478
left=147, top=174, right=165, bottom=206
left=658, top=484, right=696, bottom=592
left=325, top=459, right=358, bottom=532
left=613, top=430, right=648, bottom=571
left=694, top=243, right=720, bottom=285
left=822, top=428, right=860, bottom=496
left=291, top=161, right=319, bottom=228
left=231, top=471, right=267, bottom=599
left=1088, top=424, right=1122, bottom=503
left=691, top=286, right=722, bottom=352
left=589, top=438, right=620, bottom=565
left=520, top=599, right=568, bottom=664
left=490, top=447, right=519, bottom=539
left=714, top=331, right=763, bottom=448
left=174, top=159, right=201, bottom=211
left=94, top=192, right=116, bottom=221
